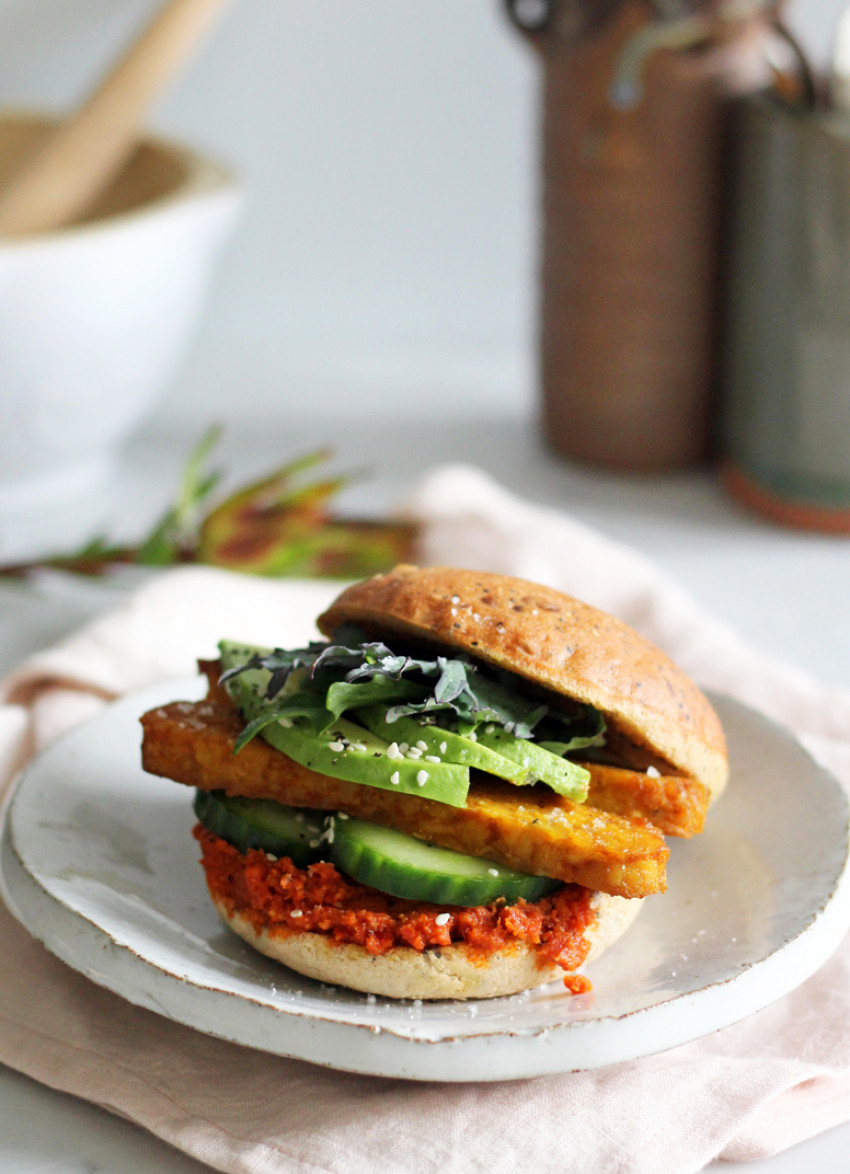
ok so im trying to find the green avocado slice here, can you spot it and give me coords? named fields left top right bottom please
left=354, top=705, right=532, bottom=784
left=474, top=726, right=589, bottom=802
left=219, top=642, right=470, bottom=807
left=357, top=705, right=588, bottom=802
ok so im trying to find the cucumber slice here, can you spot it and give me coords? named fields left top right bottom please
left=193, top=790, right=327, bottom=868
left=356, top=705, right=533, bottom=784
left=329, top=815, right=560, bottom=906
left=219, top=641, right=470, bottom=808
left=474, top=726, right=589, bottom=802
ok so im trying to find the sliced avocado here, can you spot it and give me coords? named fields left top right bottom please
left=329, top=815, right=560, bottom=905
left=359, top=702, right=588, bottom=802
left=474, top=725, right=589, bottom=802
left=219, top=641, right=470, bottom=807
left=355, top=705, right=532, bottom=784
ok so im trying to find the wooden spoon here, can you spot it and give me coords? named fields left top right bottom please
left=0, top=0, right=234, bottom=237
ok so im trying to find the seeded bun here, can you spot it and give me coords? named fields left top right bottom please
left=212, top=891, right=642, bottom=1001
left=318, top=565, right=728, bottom=801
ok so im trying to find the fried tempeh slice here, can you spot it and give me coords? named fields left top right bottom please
left=141, top=697, right=668, bottom=899
left=581, top=761, right=710, bottom=838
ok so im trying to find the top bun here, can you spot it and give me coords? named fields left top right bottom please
left=317, top=565, right=727, bottom=800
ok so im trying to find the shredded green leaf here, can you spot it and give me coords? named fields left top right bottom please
left=221, top=639, right=606, bottom=752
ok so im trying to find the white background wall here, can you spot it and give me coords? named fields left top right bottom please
left=0, top=0, right=844, bottom=427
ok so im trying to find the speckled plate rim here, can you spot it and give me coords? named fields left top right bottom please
left=2, top=678, right=850, bottom=1083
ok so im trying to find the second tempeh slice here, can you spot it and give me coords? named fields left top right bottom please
left=581, top=761, right=710, bottom=838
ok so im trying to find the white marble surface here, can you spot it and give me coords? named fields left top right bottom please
left=2, top=413, right=850, bottom=1171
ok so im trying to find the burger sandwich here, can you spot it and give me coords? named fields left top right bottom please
left=140, top=566, right=728, bottom=1000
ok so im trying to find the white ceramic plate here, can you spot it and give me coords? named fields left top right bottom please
left=3, top=678, right=850, bottom=1082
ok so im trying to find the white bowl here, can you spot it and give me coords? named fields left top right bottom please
left=0, top=113, right=242, bottom=541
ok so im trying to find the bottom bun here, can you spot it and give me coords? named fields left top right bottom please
left=212, top=892, right=643, bottom=1001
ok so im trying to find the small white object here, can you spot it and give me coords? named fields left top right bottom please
left=0, top=113, right=241, bottom=554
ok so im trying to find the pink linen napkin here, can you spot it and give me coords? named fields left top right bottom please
left=2, top=464, right=850, bottom=1174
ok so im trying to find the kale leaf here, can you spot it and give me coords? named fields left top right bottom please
left=222, top=638, right=605, bottom=749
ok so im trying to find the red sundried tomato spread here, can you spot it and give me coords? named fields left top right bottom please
left=195, top=826, right=597, bottom=989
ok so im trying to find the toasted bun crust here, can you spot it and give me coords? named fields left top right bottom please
left=318, top=565, right=727, bottom=800
left=213, top=892, right=642, bottom=1000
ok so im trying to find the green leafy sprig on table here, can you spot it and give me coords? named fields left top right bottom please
left=223, top=631, right=607, bottom=753
left=0, top=427, right=418, bottom=580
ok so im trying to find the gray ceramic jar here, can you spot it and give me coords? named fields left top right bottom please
left=721, top=92, right=850, bottom=531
